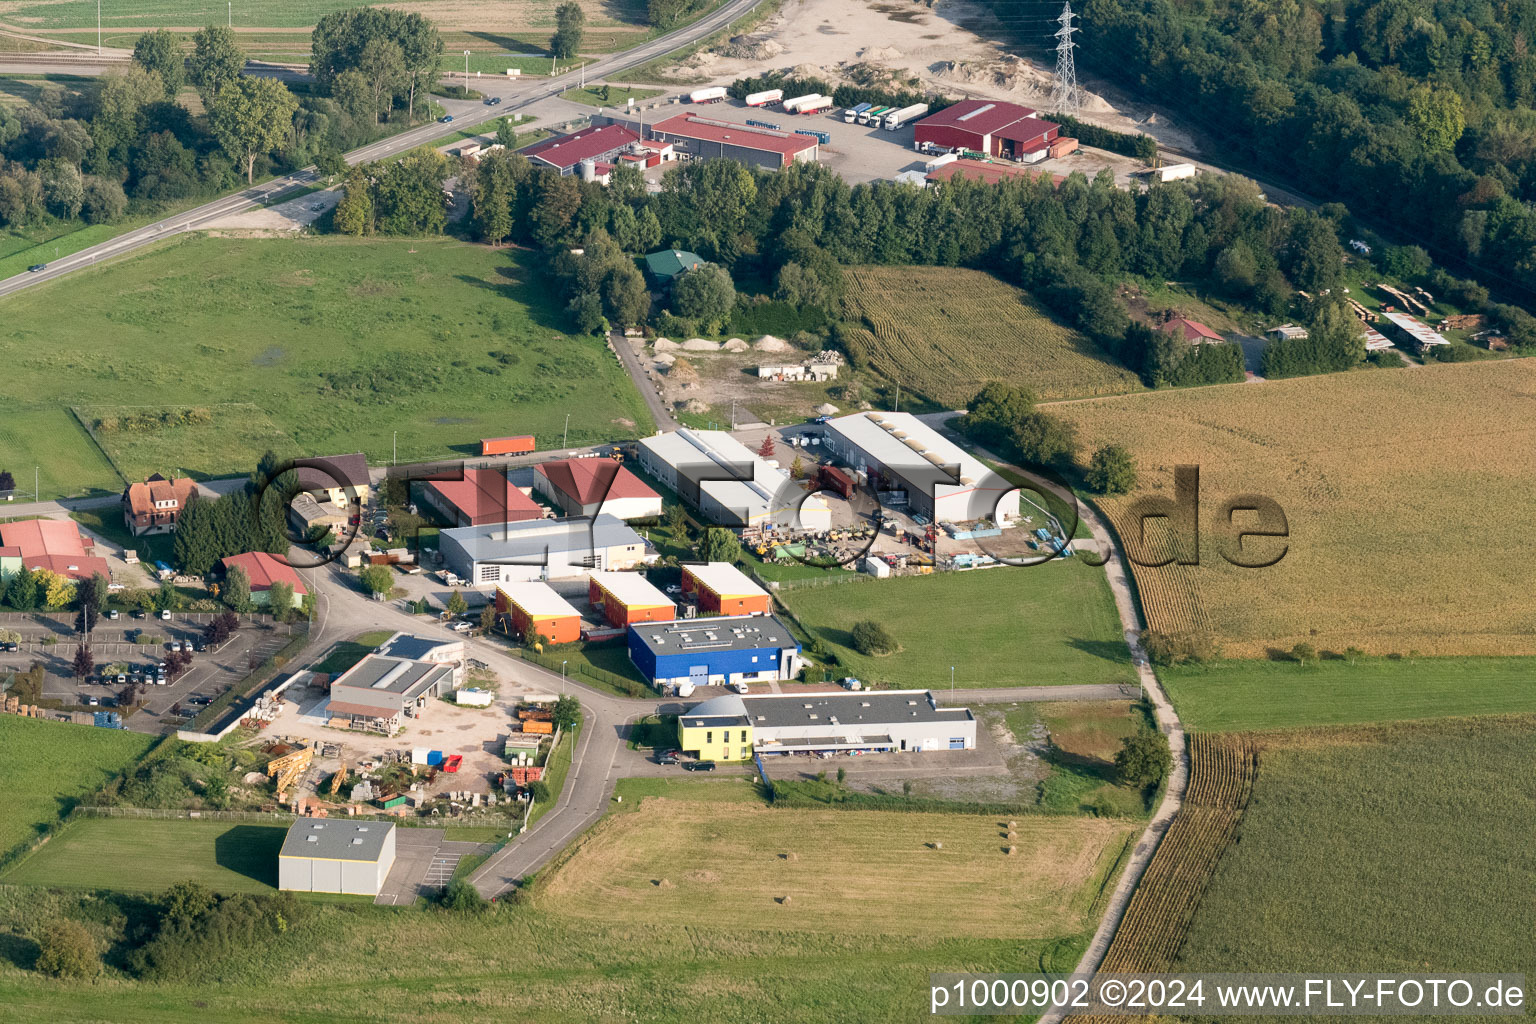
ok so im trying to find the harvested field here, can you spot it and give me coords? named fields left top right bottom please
left=1051, top=360, right=1536, bottom=656
left=537, top=798, right=1138, bottom=938
left=840, top=266, right=1145, bottom=406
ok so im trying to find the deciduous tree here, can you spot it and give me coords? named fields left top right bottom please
left=209, top=76, right=299, bottom=183
left=189, top=25, right=245, bottom=101
left=132, top=29, right=184, bottom=98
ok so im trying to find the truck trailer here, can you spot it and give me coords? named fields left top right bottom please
left=480, top=435, right=535, bottom=456
left=687, top=86, right=727, bottom=104
left=744, top=88, right=783, bottom=107
left=781, top=93, right=822, bottom=114
left=883, top=102, right=928, bottom=129
left=843, top=102, right=872, bottom=123
left=1154, top=162, right=1197, bottom=182
left=797, top=97, right=834, bottom=115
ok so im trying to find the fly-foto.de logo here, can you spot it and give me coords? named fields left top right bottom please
left=1121, top=465, right=1289, bottom=569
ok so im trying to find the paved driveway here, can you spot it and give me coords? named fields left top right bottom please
left=375, top=827, right=491, bottom=906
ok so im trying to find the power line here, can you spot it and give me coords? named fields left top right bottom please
left=1052, top=1, right=1081, bottom=115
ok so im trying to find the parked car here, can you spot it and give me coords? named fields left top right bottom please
left=655, top=752, right=681, bottom=765
left=27, top=263, right=45, bottom=273
left=102, top=697, right=117, bottom=708
left=159, top=609, right=171, bottom=620
left=169, top=640, right=182, bottom=652
left=684, top=760, right=717, bottom=772
left=664, top=584, right=682, bottom=595
left=193, top=640, right=206, bottom=652
left=107, top=609, right=120, bottom=620
left=2, top=641, right=17, bottom=652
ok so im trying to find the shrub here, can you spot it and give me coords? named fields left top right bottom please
left=440, top=877, right=489, bottom=912
left=33, top=919, right=99, bottom=978
left=850, top=620, right=896, bottom=656
left=1114, top=730, right=1172, bottom=787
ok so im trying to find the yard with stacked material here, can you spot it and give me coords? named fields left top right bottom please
left=1050, top=359, right=1536, bottom=659
left=0, top=717, right=156, bottom=858
left=782, top=562, right=1137, bottom=688
left=839, top=266, right=1145, bottom=407
left=0, top=236, right=653, bottom=496
left=1175, top=717, right=1536, bottom=978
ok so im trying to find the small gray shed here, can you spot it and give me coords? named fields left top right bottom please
left=278, top=817, right=396, bottom=896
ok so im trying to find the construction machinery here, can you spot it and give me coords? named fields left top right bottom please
left=329, top=748, right=348, bottom=795
left=267, top=747, right=313, bottom=795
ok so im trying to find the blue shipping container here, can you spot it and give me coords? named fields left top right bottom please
left=747, top=119, right=782, bottom=130
left=426, top=750, right=444, bottom=766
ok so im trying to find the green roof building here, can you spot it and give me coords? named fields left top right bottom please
left=644, top=249, right=704, bottom=282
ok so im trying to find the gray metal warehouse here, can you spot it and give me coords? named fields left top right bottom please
left=278, top=818, right=397, bottom=896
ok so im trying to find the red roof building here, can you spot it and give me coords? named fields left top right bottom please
left=533, top=459, right=662, bottom=520
left=421, top=469, right=545, bottom=528
left=0, top=519, right=111, bottom=581
left=648, top=113, right=818, bottom=170
left=925, top=158, right=1063, bottom=188
left=1160, top=317, right=1224, bottom=344
left=523, top=124, right=641, bottom=174
left=122, top=474, right=198, bottom=536
left=914, top=100, right=1060, bottom=159
left=220, top=551, right=308, bottom=606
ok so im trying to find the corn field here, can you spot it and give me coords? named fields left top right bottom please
left=1053, top=360, right=1536, bottom=656
left=839, top=266, right=1145, bottom=406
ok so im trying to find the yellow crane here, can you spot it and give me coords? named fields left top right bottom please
left=266, top=747, right=313, bottom=795
left=329, top=747, right=348, bottom=796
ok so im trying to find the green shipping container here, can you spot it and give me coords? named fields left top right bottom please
left=377, top=795, right=407, bottom=809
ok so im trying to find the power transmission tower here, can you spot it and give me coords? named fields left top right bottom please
left=1053, top=1, right=1081, bottom=116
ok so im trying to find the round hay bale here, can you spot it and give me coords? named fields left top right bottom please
left=653, top=877, right=673, bottom=888
left=1006, top=845, right=1017, bottom=855
left=779, top=851, right=798, bottom=861
left=933, top=841, right=943, bottom=850
left=780, top=894, right=793, bottom=905
left=1008, top=820, right=1017, bottom=828
left=1007, top=830, right=1017, bottom=840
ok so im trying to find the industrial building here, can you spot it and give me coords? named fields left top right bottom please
left=913, top=101, right=1060, bottom=160
left=495, top=581, right=583, bottom=644
left=523, top=123, right=639, bottom=175
left=278, top=818, right=396, bottom=896
left=219, top=551, right=308, bottom=609
left=676, top=690, right=977, bottom=761
left=438, top=513, right=653, bottom=585
left=0, top=518, right=110, bottom=582
left=628, top=614, right=802, bottom=694
left=420, top=467, right=546, bottom=527
left=681, top=561, right=770, bottom=616
left=637, top=428, right=830, bottom=531
left=821, top=411, right=1019, bottom=525
left=588, top=570, right=674, bottom=628
left=533, top=459, right=662, bottom=520
left=648, top=113, right=818, bottom=170
left=325, top=633, right=464, bottom=732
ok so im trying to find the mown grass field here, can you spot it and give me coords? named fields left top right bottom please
left=0, top=717, right=156, bottom=857
left=1163, top=656, right=1536, bottom=732
left=839, top=266, right=1145, bottom=407
left=0, top=236, right=653, bottom=497
left=1052, top=359, right=1536, bottom=657
left=537, top=798, right=1136, bottom=939
left=783, top=563, right=1136, bottom=688
left=3, top=818, right=283, bottom=893
left=1175, top=717, right=1535, bottom=976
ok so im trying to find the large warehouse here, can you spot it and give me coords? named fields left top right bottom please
left=648, top=113, right=818, bottom=170
left=496, top=581, right=582, bottom=644
left=681, top=561, right=770, bottom=616
left=676, top=690, right=977, bottom=762
left=588, top=570, right=674, bottom=628
left=628, top=614, right=802, bottom=694
left=913, top=101, right=1060, bottom=160
left=522, top=123, right=639, bottom=174
left=420, top=468, right=545, bottom=527
left=533, top=458, right=662, bottom=520
left=278, top=818, right=396, bottom=896
left=439, top=513, right=653, bottom=584
left=821, top=411, right=1019, bottom=525
left=637, top=429, right=830, bottom=531
left=326, top=634, right=463, bottom=733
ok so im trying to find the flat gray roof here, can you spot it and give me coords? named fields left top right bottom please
left=331, top=655, right=454, bottom=710
left=279, top=817, right=394, bottom=862
left=441, top=513, right=643, bottom=562
left=631, top=615, right=796, bottom=658
left=377, top=633, right=455, bottom=661
left=744, top=690, right=972, bottom=730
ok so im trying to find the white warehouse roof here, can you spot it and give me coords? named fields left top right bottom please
left=496, top=581, right=581, bottom=618
left=1379, top=311, right=1448, bottom=346
left=826, top=411, right=993, bottom=490
left=588, top=570, right=672, bottom=608
left=683, top=561, right=766, bottom=600
left=640, top=429, right=828, bottom=526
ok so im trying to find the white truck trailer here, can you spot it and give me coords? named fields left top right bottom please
left=744, top=88, right=783, bottom=107
left=687, top=86, right=727, bottom=104
left=883, top=102, right=928, bottom=129
left=1154, top=162, right=1197, bottom=182
left=781, top=93, right=822, bottom=114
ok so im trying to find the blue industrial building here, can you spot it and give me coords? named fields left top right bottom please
left=627, top=614, right=803, bottom=694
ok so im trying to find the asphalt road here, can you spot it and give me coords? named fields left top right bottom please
left=0, top=0, right=766, bottom=302
left=609, top=330, right=680, bottom=432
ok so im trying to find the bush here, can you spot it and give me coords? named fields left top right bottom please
left=1114, top=730, right=1172, bottom=787
left=850, top=619, right=895, bottom=656
left=1142, top=630, right=1220, bottom=666
left=440, top=877, right=489, bottom=912
left=33, top=919, right=99, bottom=978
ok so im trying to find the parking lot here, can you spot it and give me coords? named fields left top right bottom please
left=0, top=612, right=302, bottom=729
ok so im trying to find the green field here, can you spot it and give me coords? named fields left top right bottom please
left=556, top=83, right=664, bottom=108
left=1162, top=656, right=1536, bottom=732
left=783, top=562, right=1136, bottom=688
left=0, top=236, right=653, bottom=497
left=1176, top=717, right=1536, bottom=976
left=0, top=717, right=156, bottom=857
left=3, top=818, right=284, bottom=893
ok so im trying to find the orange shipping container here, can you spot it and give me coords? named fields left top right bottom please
left=481, top=435, right=536, bottom=456
left=522, top=719, right=554, bottom=735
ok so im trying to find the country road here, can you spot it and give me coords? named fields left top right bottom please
left=0, top=0, right=767, bottom=301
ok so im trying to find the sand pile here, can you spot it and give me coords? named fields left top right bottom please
left=723, top=337, right=749, bottom=352
left=753, top=334, right=791, bottom=352
left=682, top=338, right=721, bottom=351
left=653, top=337, right=679, bottom=351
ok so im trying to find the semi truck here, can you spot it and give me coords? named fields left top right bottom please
left=843, top=101, right=872, bottom=123
left=744, top=88, right=783, bottom=107
left=859, top=105, right=891, bottom=125
left=781, top=93, right=821, bottom=113
left=797, top=96, right=834, bottom=115
left=883, top=102, right=928, bottom=129
left=481, top=435, right=535, bottom=456
left=687, top=86, right=727, bottom=104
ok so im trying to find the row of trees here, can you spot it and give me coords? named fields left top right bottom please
left=311, top=7, right=445, bottom=124
left=172, top=451, right=294, bottom=575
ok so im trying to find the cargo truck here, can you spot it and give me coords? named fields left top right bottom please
left=883, top=102, right=928, bottom=129
left=781, top=93, right=821, bottom=113
left=843, top=101, right=872, bottom=123
left=687, top=86, right=727, bottom=104
left=744, top=88, right=783, bottom=107
left=859, top=106, right=891, bottom=125
left=481, top=434, right=535, bottom=456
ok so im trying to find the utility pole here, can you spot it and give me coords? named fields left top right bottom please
left=950, top=665, right=955, bottom=697
left=227, top=1, right=231, bottom=28
left=563, top=412, right=570, bottom=449
left=730, top=399, right=736, bottom=431
left=97, top=0, right=101, bottom=54
left=392, top=431, right=397, bottom=466
left=1053, top=1, right=1082, bottom=116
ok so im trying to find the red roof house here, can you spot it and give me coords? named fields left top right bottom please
left=422, top=468, right=546, bottom=527
left=122, top=474, right=198, bottom=536
left=0, top=519, right=111, bottom=581
left=532, top=459, right=662, bottom=520
left=220, top=551, right=307, bottom=608
left=1160, top=317, right=1224, bottom=344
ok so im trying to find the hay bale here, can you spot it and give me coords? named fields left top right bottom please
left=1008, top=820, right=1017, bottom=828
left=779, top=851, right=798, bottom=861
left=779, top=894, right=793, bottom=905
left=1007, top=831, right=1017, bottom=840
left=652, top=877, right=673, bottom=887
left=931, top=841, right=943, bottom=850
left=1006, top=845, right=1016, bottom=855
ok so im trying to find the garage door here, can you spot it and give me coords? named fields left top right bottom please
left=949, top=737, right=966, bottom=749
left=689, top=665, right=708, bottom=687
